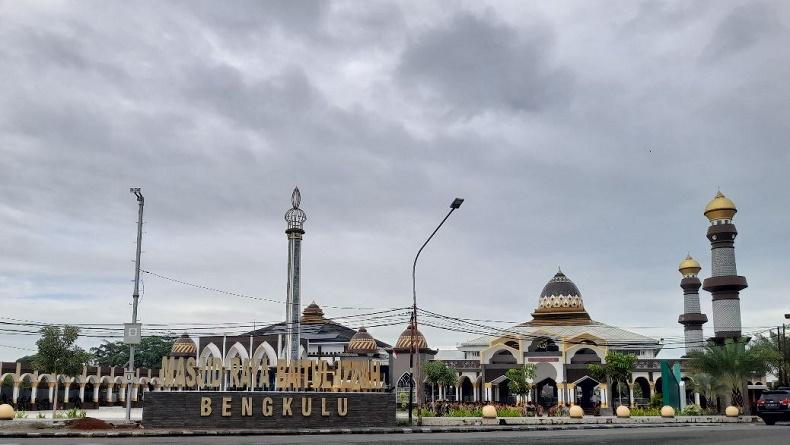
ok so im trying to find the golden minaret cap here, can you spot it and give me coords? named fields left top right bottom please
left=704, top=191, right=737, bottom=221
left=678, top=254, right=701, bottom=277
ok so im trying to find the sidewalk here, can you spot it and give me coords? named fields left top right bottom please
left=8, top=407, right=142, bottom=421
left=0, top=422, right=751, bottom=439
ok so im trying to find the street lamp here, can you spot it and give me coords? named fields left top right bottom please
left=408, top=197, right=464, bottom=425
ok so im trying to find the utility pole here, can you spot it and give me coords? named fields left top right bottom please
left=126, top=188, right=144, bottom=421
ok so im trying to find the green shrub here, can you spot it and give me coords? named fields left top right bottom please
left=680, top=404, right=702, bottom=416
left=631, top=407, right=661, bottom=416
left=36, top=412, right=46, bottom=419
left=496, top=407, right=522, bottom=417
left=649, top=393, right=663, bottom=408
left=15, top=410, right=27, bottom=419
left=53, top=411, right=66, bottom=419
left=448, top=407, right=482, bottom=417
left=418, top=408, right=434, bottom=417
left=65, top=407, right=86, bottom=419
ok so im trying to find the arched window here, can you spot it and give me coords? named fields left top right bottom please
left=491, top=349, right=517, bottom=364
left=395, top=373, right=414, bottom=409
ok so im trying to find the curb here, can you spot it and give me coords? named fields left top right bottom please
left=0, top=422, right=742, bottom=438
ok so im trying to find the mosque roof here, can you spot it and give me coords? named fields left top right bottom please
left=244, top=303, right=391, bottom=348
left=458, top=269, right=659, bottom=349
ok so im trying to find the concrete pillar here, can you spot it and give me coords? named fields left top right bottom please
left=629, top=384, right=635, bottom=406
left=132, top=384, right=139, bottom=402
left=568, top=384, right=576, bottom=406
left=93, top=385, right=100, bottom=403
left=649, top=382, right=656, bottom=397
left=30, top=384, right=38, bottom=403
left=12, top=383, right=19, bottom=404
left=48, top=382, right=55, bottom=403
left=473, top=383, right=478, bottom=402
left=107, top=384, right=114, bottom=403
left=557, top=383, right=565, bottom=404
left=119, top=384, right=127, bottom=402
left=63, top=383, right=70, bottom=404
left=79, top=384, right=85, bottom=402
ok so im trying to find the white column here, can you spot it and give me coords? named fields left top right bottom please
left=679, top=381, right=687, bottom=410
left=629, top=385, right=635, bottom=406
left=79, top=384, right=85, bottom=403
left=12, top=383, right=19, bottom=404
left=30, top=384, right=38, bottom=403
left=93, top=385, right=100, bottom=403
left=63, top=383, right=70, bottom=404
left=48, top=383, right=55, bottom=403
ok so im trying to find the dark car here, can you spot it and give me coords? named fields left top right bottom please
left=756, top=389, right=790, bottom=425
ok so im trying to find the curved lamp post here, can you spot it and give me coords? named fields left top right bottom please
left=408, top=197, right=463, bottom=425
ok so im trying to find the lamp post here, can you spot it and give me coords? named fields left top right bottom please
left=126, top=188, right=144, bottom=421
left=408, top=197, right=463, bottom=425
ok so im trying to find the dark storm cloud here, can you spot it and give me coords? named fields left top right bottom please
left=398, top=11, right=574, bottom=114
left=1, top=1, right=789, bottom=360
left=701, top=2, right=783, bottom=63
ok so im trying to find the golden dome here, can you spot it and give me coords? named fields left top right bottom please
left=704, top=191, right=737, bottom=221
left=347, top=327, right=378, bottom=354
left=678, top=254, right=701, bottom=276
left=169, top=334, right=197, bottom=358
left=393, top=322, right=429, bottom=351
left=301, top=302, right=326, bottom=324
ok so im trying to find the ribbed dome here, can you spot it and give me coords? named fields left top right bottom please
left=704, top=191, right=737, bottom=221
left=347, top=327, right=378, bottom=354
left=394, top=322, right=429, bottom=351
left=678, top=254, right=701, bottom=277
left=535, top=270, right=585, bottom=312
left=301, top=302, right=325, bottom=324
left=169, top=334, right=196, bottom=358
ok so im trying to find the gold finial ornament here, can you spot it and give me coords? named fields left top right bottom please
left=678, top=254, right=701, bottom=277
left=704, top=191, right=737, bottom=221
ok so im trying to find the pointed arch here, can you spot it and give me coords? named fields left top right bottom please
left=224, top=342, right=249, bottom=367
left=199, top=342, right=222, bottom=365
left=252, top=341, right=277, bottom=365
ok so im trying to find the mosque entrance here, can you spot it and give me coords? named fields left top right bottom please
left=574, top=377, right=599, bottom=412
left=536, top=378, right=558, bottom=407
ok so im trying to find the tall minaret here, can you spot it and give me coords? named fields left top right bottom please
left=678, top=255, right=707, bottom=355
left=284, top=187, right=306, bottom=363
left=701, top=191, right=748, bottom=342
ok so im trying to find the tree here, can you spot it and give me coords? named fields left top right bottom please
left=686, top=339, right=772, bottom=409
left=32, top=325, right=92, bottom=416
left=90, top=336, right=176, bottom=369
left=506, top=362, right=536, bottom=414
left=750, top=331, right=788, bottom=387
left=588, top=351, right=637, bottom=407
left=687, top=372, right=726, bottom=409
left=423, top=361, right=457, bottom=404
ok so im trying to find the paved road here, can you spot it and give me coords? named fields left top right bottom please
left=2, top=424, right=789, bottom=444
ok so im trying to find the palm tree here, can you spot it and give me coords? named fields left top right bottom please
left=687, top=372, right=725, bottom=410
left=686, top=339, right=771, bottom=410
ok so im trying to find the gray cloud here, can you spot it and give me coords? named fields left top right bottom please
left=398, top=11, right=574, bottom=114
left=1, top=1, right=789, bottom=360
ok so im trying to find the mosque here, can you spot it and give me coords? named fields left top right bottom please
left=0, top=190, right=765, bottom=413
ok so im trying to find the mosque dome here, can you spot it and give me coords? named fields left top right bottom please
left=347, top=327, right=378, bottom=354
left=301, top=302, right=326, bottom=324
left=535, top=269, right=585, bottom=312
left=704, top=191, right=737, bottom=221
left=169, top=334, right=197, bottom=358
left=394, top=321, right=429, bottom=351
left=678, top=255, right=701, bottom=277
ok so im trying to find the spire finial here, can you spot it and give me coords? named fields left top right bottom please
left=291, top=187, right=301, bottom=209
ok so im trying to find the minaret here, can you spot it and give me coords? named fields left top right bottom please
left=284, top=187, right=306, bottom=363
left=701, top=191, right=748, bottom=342
left=678, top=255, right=707, bottom=355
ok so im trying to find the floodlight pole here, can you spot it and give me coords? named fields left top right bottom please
left=408, top=198, right=463, bottom=425
left=126, top=188, right=144, bottom=421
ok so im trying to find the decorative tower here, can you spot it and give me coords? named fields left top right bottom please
left=678, top=255, right=707, bottom=354
left=284, top=187, right=307, bottom=363
left=701, top=191, right=748, bottom=342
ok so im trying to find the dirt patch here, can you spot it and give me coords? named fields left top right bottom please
left=66, top=417, right=112, bottom=430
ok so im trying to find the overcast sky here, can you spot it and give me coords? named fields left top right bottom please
left=2, top=0, right=790, bottom=361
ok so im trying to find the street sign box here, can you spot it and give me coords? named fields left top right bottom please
left=124, top=323, right=142, bottom=345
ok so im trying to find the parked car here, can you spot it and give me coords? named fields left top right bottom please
left=756, top=388, right=790, bottom=425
